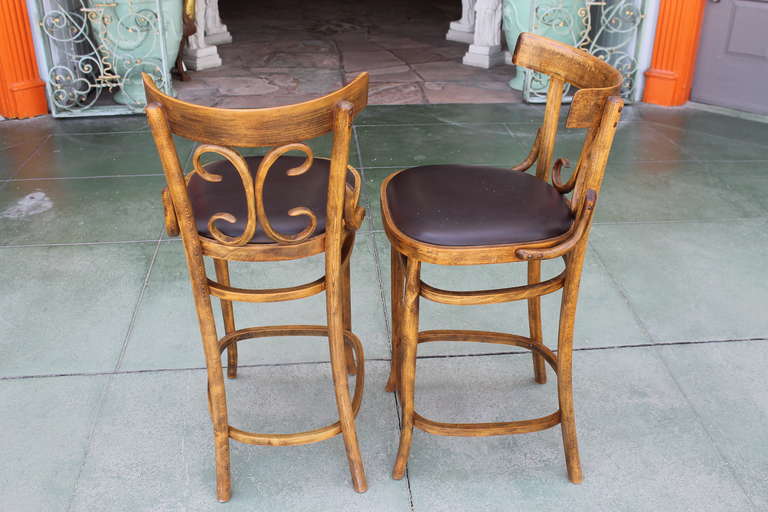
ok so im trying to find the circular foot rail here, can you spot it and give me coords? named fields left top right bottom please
left=413, top=411, right=561, bottom=437
left=214, top=325, right=364, bottom=447
left=412, top=329, right=561, bottom=437
left=417, top=329, right=558, bottom=370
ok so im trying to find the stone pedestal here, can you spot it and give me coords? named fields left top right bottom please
left=446, top=23, right=475, bottom=44
left=463, top=44, right=505, bottom=68
left=205, top=29, right=232, bottom=46
left=183, top=45, right=221, bottom=71
left=462, top=0, right=504, bottom=69
left=446, top=0, right=476, bottom=43
left=182, top=0, right=224, bottom=71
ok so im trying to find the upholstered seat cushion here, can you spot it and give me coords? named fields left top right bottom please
left=384, top=164, right=573, bottom=247
left=189, top=155, right=346, bottom=244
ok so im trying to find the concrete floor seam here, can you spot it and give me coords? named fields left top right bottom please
left=113, top=233, right=165, bottom=372
left=4, top=337, right=767, bottom=382
left=1, top=172, right=166, bottom=181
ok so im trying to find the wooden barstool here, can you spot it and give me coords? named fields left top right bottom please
left=380, top=33, right=624, bottom=482
left=143, top=73, right=370, bottom=501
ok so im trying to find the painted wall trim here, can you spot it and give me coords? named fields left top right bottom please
left=632, top=0, right=660, bottom=103
left=642, top=0, right=706, bottom=106
left=25, top=0, right=50, bottom=82
left=0, top=0, right=47, bottom=118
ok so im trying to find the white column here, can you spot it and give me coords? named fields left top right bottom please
left=183, top=0, right=222, bottom=71
left=446, top=0, right=476, bottom=44
left=204, top=0, right=232, bottom=46
left=462, top=0, right=504, bottom=69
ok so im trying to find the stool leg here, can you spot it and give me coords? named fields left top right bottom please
left=188, top=257, right=231, bottom=501
left=342, top=251, right=357, bottom=376
left=213, top=259, right=238, bottom=379
left=386, top=247, right=404, bottom=393
left=527, top=260, right=547, bottom=384
left=557, top=250, right=587, bottom=484
left=327, top=262, right=368, bottom=493
left=209, top=379, right=232, bottom=502
left=392, top=257, right=420, bottom=480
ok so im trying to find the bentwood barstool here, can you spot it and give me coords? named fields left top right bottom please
left=143, top=73, right=370, bottom=501
left=381, top=33, right=624, bottom=482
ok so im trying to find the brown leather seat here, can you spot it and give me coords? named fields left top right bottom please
left=189, top=155, right=350, bottom=244
left=384, top=164, right=573, bottom=247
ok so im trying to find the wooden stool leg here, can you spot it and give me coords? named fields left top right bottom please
left=203, top=334, right=231, bottom=502
left=212, top=404, right=232, bottom=502
left=557, top=250, right=587, bottom=484
left=386, top=247, right=404, bottom=393
left=527, top=260, right=547, bottom=384
left=392, top=257, right=420, bottom=480
left=342, top=253, right=357, bottom=376
left=327, top=263, right=368, bottom=493
left=188, top=256, right=232, bottom=501
left=214, top=259, right=238, bottom=379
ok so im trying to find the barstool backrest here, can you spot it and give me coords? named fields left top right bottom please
left=512, top=33, right=624, bottom=212
left=142, top=72, right=369, bottom=248
left=143, top=73, right=369, bottom=147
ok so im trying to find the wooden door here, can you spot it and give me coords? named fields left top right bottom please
left=691, top=0, right=768, bottom=114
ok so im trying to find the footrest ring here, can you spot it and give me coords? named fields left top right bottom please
left=413, top=410, right=561, bottom=437
left=213, top=325, right=365, bottom=447
left=418, top=329, right=558, bottom=372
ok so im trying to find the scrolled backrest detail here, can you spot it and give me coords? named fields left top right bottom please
left=189, top=144, right=257, bottom=247
left=144, top=71, right=369, bottom=251
left=254, top=143, right=318, bottom=244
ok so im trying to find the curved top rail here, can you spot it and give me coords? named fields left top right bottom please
left=142, top=72, right=369, bottom=147
left=512, top=33, right=622, bottom=128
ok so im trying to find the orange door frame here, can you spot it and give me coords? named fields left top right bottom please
left=643, top=0, right=707, bottom=106
left=0, top=0, right=48, bottom=118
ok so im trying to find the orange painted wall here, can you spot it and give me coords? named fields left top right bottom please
left=0, top=0, right=48, bottom=118
left=643, top=0, right=707, bottom=106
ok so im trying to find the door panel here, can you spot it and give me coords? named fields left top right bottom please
left=691, top=0, right=768, bottom=114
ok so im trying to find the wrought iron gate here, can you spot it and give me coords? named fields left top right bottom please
left=34, top=0, right=174, bottom=117
left=522, top=0, right=647, bottom=103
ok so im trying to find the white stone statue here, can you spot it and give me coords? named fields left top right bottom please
left=473, top=0, right=502, bottom=47
left=462, top=0, right=504, bottom=68
left=446, top=0, right=476, bottom=44
left=183, top=0, right=228, bottom=71
left=205, top=0, right=232, bottom=46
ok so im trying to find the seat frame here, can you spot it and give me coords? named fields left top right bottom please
left=144, top=72, right=370, bottom=501
left=381, top=33, right=624, bottom=483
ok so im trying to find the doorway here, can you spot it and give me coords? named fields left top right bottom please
left=176, top=0, right=522, bottom=107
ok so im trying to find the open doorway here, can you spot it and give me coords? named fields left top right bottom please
left=175, top=0, right=522, bottom=107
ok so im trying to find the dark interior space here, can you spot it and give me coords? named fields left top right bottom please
left=176, top=0, right=521, bottom=106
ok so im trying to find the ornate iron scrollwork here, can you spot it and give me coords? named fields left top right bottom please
left=522, top=0, right=646, bottom=103
left=35, top=0, right=175, bottom=117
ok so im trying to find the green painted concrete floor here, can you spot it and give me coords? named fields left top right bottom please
left=1, top=103, right=768, bottom=511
